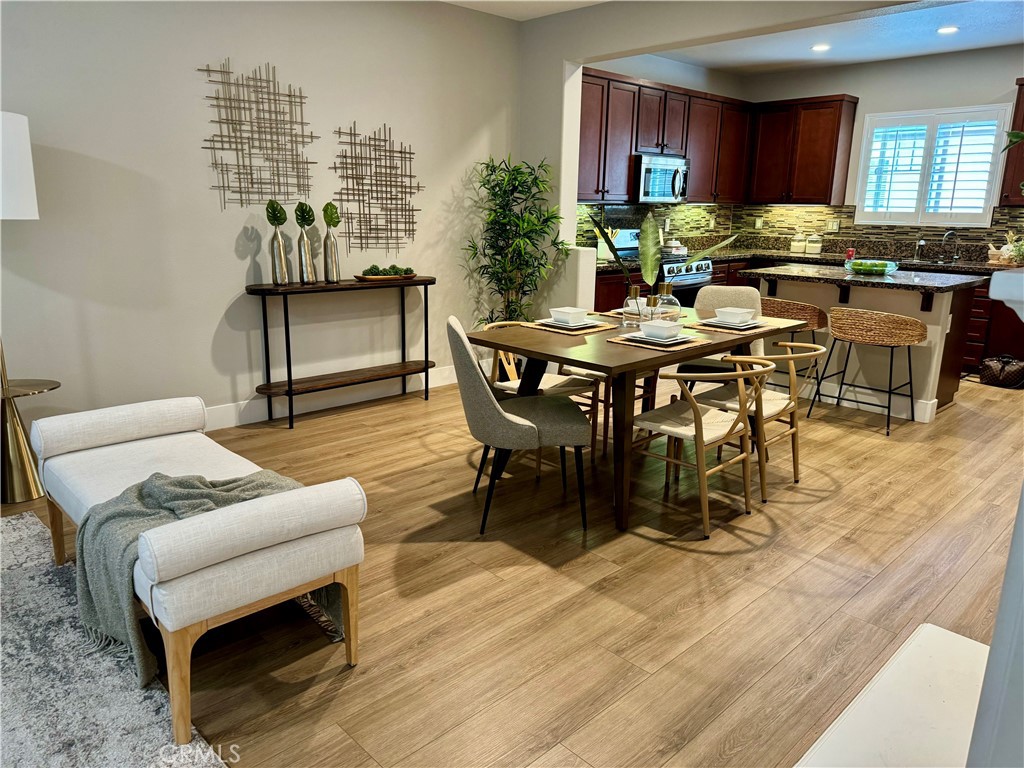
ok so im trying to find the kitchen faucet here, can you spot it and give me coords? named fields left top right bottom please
left=913, top=238, right=926, bottom=260
left=942, top=230, right=960, bottom=262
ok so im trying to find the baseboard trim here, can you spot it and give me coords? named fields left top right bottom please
left=204, top=365, right=457, bottom=430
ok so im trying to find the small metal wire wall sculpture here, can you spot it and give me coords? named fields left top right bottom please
left=198, top=59, right=319, bottom=210
left=331, top=122, right=424, bottom=255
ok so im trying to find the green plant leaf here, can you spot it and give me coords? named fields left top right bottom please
left=1002, top=130, right=1024, bottom=152
left=322, top=201, right=341, bottom=228
left=266, top=199, right=287, bottom=227
left=295, top=202, right=315, bottom=228
left=639, top=212, right=662, bottom=287
left=589, top=214, right=633, bottom=284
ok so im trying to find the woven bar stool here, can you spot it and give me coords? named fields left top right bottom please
left=761, top=298, right=828, bottom=387
left=808, top=307, right=927, bottom=436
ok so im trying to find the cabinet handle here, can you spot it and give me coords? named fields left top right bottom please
left=1002, top=193, right=1010, bottom=199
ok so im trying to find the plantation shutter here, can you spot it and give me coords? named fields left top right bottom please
left=862, top=124, right=927, bottom=218
left=922, top=119, right=1000, bottom=221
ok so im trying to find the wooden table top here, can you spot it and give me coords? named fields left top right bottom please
left=465, top=309, right=806, bottom=376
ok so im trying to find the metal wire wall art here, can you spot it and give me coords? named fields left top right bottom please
left=198, top=58, right=319, bottom=210
left=331, top=122, right=424, bottom=255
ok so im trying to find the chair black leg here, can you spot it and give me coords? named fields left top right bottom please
left=834, top=342, right=852, bottom=408
left=808, top=337, right=838, bottom=418
left=480, top=448, right=512, bottom=534
left=907, top=345, right=916, bottom=423
left=473, top=445, right=490, bottom=494
left=886, top=346, right=895, bottom=437
left=559, top=446, right=567, bottom=493
left=574, top=446, right=588, bottom=530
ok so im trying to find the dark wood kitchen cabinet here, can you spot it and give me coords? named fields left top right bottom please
left=578, top=77, right=638, bottom=202
left=636, top=87, right=688, bottom=156
left=749, top=95, right=858, bottom=205
left=685, top=98, right=751, bottom=204
left=715, top=103, right=752, bottom=204
left=999, top=77, right=1024, bottom=207
left=685, top=97, right=722, bottom=203
left=594, top=271, right=651, bottom=312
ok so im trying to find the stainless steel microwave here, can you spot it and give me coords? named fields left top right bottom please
left=636, top=154, right=688, bottom=204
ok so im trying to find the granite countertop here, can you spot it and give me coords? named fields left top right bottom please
left=595, top=250, right=1012, bottom=276
left=738, top=264, right=988, bottom=293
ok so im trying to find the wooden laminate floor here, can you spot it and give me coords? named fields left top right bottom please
left=10, top=378, right=1023, bottom=768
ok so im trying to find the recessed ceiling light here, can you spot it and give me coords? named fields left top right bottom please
left=811, top=43, right=831, bottom=52
left=937, top=26, right=959, bottom=34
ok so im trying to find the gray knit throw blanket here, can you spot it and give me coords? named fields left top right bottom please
left=75, top=470, right=344, bottom=687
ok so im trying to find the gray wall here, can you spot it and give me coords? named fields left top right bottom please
left=1, top=1, right=519, bottom=427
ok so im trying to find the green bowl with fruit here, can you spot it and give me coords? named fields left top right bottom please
left=845, top=259, right=898, bottom=276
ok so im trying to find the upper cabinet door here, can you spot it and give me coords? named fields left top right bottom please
left=1000, top=78, right=1024, bottom=206
left=662, top=92, right=689, bottom=156
left=749, top=106, right=795, bottom=203
left=789, top=101, right=849, bottom=204
left=603, top=81, right=639, bottom=202
left=578, top=75, right=608, bottom=202
left=636, top=87, right=666, bottom=154
left=715, top=104, right=751, bottom=204
left=685, top=97, right=723, bottom=203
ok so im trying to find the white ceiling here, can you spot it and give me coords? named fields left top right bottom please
left=447, top=0, right=607, bottom=22
left=654, top=0, right=1024, bottom=74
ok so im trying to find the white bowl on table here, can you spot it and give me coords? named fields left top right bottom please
left=714, top=306, right=757, bottom=324
left=549, top=307, right=590, bottom=326
left=640, top=319, right=683, bottom=340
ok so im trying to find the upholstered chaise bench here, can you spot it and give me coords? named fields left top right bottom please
left=29, top=396, right=365, bottom=745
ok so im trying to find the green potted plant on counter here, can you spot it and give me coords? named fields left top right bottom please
left=465, top=156, right=569, bottom=323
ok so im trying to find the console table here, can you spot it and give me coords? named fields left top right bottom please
left=245, top=277, right=435, bottom=428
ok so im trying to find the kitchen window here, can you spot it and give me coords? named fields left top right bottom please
left=854, top=104, right=1012, bottom=227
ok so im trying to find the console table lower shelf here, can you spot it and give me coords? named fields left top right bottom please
left=255, top=360, right=436, bottom=397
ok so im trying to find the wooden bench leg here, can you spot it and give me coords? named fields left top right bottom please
left=159, top=622, right=206, bottom=745
left=335, top=565, right=359, bottom=667
left=45, top=496, right=66, bottom=565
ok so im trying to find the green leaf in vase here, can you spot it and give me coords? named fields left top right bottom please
left=266, top=199, right=287, bottom=227
left=322, top=201, right=341, bottom=228
left=589, top=213, right=632, bottom=283
left=295, top=202, right=315, bottom=228
left=639, top=211, right=662, bottom=287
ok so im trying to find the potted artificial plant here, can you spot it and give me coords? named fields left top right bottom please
left=295, top=202, right=317, bottom=284
left=465, top=157, right=569, bottom=324
left=322, top=201, right=342, bottom=283
left=266, top=199, right=289, bottom=285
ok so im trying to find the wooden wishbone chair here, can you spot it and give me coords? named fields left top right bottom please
left=633, top=358, right=775, bottom=539
left=697, top=342, right=826, bottom=503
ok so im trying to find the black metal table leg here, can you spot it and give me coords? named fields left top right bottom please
left=400, top=287, right=407, bottom=395
left=283, top=295, right=294, bottom=429
left=261, top=295, right=272, bottom=421
left=423, top=285, right=430, bottom=400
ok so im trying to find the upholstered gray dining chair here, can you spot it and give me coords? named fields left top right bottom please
left=447, top=316, right=592, bottom=534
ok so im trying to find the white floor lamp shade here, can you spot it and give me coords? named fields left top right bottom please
left=1, top=112, right=39, bottom=220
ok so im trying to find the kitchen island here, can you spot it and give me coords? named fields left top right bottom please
left=739, top=264, right=988, bottom=423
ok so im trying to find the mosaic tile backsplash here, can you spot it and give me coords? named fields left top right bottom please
left=577, top=203, right=1024, bottom=262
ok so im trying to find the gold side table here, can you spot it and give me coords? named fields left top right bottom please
left=2, top=378, right=60, bottom=503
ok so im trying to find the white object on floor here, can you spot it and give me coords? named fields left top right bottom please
left=797, top=623, right=989, bottom=768
left=989, top=267, right=1024, bottom=320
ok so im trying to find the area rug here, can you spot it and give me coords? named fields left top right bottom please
left=1, top=512, right=225, bottom=768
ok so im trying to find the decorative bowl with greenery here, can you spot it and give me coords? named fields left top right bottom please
left=465, top=156, right=569, bottom=324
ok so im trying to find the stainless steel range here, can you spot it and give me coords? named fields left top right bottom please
left=609, top=229, right=713, bottom=306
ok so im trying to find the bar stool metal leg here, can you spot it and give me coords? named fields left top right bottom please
left=907, top=346, right=916, bottom=423
left=886, top=347, right=895, bottom=437
left=834, top=342, right=853, bottom=408
left=808, top=337, right=839, bottom=418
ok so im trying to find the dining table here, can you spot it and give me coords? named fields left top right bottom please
left=465, top=307, right=807, bottom=530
